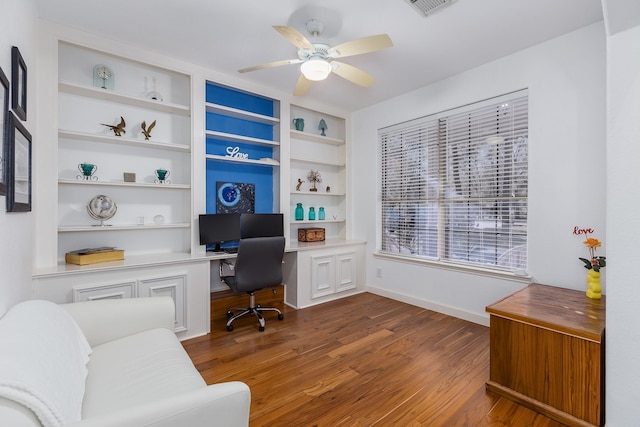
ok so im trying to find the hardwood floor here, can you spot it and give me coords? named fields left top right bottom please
left=182, top=290, right=566, bottom=426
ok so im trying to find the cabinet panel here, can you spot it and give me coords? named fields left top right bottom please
left=73, top=280, right=136, bottom=301
left=138, top=275, right=187, bottom=332
left=335, top=251, right=357, bottom=293
left=311, top=254, right=335, bottom=299
left=285, top=243, right=365, bottom=309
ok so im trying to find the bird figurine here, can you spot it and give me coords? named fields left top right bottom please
left=318, top=118, right=328, bottom=137
left=141, top=120, right=156, bottom=140
left=101, top=116, right=126, bottom=136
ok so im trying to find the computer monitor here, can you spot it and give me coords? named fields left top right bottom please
left=198, top=213, right=241, bottom=252
left=240, top=213, right=284, bottom=239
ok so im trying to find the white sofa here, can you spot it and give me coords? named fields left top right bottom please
left=0, top=297, right=250, bottom=427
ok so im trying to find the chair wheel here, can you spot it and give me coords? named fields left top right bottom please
left=278, top=314, right=284, bottom=320
left=226, top=325, right=234, bottom=332
left=258, top=326, right=265, bottom=332
left=226, top=311, right=233, bottom=319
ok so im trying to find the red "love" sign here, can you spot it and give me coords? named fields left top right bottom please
left=573, top=226, right=595, bottom=235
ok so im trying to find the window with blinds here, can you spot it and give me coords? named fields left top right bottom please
left=379, top=90, right=528, bottom=272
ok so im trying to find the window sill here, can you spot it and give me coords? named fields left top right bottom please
left=373, top=252, right=532, bottom=283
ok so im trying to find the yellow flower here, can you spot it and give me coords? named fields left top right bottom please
left=583, top=237, right=601, bottom=249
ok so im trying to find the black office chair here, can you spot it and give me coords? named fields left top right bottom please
left=221, top=235, right=285, bottom=332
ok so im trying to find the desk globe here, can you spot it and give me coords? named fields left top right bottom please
left=87, top=195, right=117, bottom=226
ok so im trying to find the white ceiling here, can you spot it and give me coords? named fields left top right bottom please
left=34, top=0, right=603, bottom=112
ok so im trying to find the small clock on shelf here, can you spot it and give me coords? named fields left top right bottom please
left=93, top=64, right=114, bottom=90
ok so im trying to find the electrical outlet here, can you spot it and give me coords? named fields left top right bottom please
left=376, top=268, right=382, bottom=278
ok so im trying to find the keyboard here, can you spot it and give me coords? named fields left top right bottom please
left=223, top=247, right=239, bottom=254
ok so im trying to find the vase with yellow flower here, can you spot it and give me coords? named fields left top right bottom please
left=579, top=237, right=606, bottom=299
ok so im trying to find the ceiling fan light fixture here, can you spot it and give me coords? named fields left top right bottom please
left=301, top=59, right=332, bottom=81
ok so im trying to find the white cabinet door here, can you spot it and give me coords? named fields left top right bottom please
left=310, top=253, right=336, bottom=299
left=73, top=280, right=136, bottom=301
left=335, top=251, right=357, bottom=293
left=310, top=250, right=357, bottom=299
left=138, top=275, right=187, bottom=333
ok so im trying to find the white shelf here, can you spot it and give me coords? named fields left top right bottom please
left=59, top=179, right=190, bottom=189
left=59, top=129, right=190, bottom=152
left=290, top=129, right=344, bottom=145
left=205, top=154, right=280, bottom=167
left=205, top=102, right=280, bottom=125
left=291, top=219, right=345, bottom=225
left=291, top=191, right=345, bottom=197
left=290, top=156, right=345, bottom=167
left=205, top=130, right=279, bottom=147
left=59, top=81, right=191, bottom=116
left=59, top=223, right=190, bottom=232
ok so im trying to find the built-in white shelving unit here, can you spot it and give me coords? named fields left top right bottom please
left=55, top=41, right=193, bottom=259
left=289, top=105, right=347, bottom=240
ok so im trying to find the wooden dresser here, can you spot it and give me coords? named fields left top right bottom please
left=486, top=283, right=605, bottom=427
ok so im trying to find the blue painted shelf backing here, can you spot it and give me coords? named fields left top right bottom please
left=205, top=81, right=278, bottom=214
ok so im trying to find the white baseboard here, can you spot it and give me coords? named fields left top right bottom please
left=365, top=284, right=490, bottom=327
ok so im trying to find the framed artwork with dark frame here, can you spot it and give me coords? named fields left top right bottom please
left=0, top=66, right=8, bottom=196
left=6, top=112, right=32, bottom=212
left=11, top=46, right=27, bottom=121
left=216, top=181, right=255, bottom=214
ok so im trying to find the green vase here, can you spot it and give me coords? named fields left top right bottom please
left=308, top=207, right=315, bottom=221
left=295, top=203, right=304, bottom=221
left=318, top=207, right=325, bottom=220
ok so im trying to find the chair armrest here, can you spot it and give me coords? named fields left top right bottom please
left=61, top=297, right=175, bottom=347
left=67, top=382, right=250, bottom=427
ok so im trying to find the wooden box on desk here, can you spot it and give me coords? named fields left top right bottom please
left=65, top=248, right=125, bottom=265
left=298, top=228, right=325, bottom=242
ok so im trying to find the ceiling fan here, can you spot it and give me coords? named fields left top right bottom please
left=238, top=19, right=393, bottom=96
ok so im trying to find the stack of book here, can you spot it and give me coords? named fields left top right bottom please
left=65, top=247, right=125, bottom=265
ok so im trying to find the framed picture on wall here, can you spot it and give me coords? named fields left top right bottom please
left=216, top=181, right=255, bottom=214
left=0, top=66, right=8, bottom=196
left=11, top=46, right=27, bottom=121
left=6, top=112, right=31, bottom=212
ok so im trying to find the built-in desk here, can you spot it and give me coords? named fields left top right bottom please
left=486, top=283, right=605, bottom=427
left=32, top=239, right=366, bottom=339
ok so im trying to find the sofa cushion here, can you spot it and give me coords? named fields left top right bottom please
left=0, top=300, right=92, bottom=427
left=82, top=328, right=206, bottom=418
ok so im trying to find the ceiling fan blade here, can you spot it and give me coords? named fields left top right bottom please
left=293, top=75, right=312, bottom=96
left=328, top=34, right=393, bottom=58
left=273, top=25, right=315, bottom=51
left=238, top=58, right=302, bottom=74
left=331, top=61, right=376, bottom=88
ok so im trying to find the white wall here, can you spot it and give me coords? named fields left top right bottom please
left=352, top=22, right=607, bottom=324
left=0, top=0, right=37, bottom=315
left=605, top=21, right=640, bottom=426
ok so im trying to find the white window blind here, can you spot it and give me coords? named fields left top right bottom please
left=379, top=91, right=528, bottom=271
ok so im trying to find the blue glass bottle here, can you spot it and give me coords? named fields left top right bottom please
left=318, top=207, right=325, bottom=220
left=308, top=207, right=315, bottom=220
left=295, top=203, right=304, bottom=221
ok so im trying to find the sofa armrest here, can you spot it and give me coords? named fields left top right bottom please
left=68, top=382, right=250, bottom=427
left=61, top=297, right=176, bottom=347
left=0, top=398, right=41, bottom=427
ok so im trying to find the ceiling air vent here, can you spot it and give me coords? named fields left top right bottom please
left=406, top=0, right=455, bottom=17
